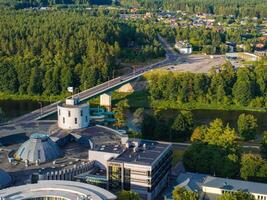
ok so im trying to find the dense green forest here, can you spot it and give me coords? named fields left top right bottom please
left=120, top=0, right=267, bottom=18
left=145, top=63, right=267, bottom=108
left=0, top=0, right=114, bottom=8
left=1, top=0, right=267, bottom=17
left=0, top=10, right=164, bottom=96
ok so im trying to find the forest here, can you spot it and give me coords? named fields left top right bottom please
left=1, top=0, right=267, bottom=18
left=120, top=0, right=267, bottom=18
left=145, top=63, right=267, bottom=108
left=0, top=10, right=164, bottom=96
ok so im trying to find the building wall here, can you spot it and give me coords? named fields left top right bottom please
left=57, top=104, right=89, bottom=130
left=202, top=186, right=267, bottom=200
left=89, top=150, right=120, bottom=170
left=202, top=186, right=222, bottom=194
left=179, top=47, right=192, bottom=54
left=107, top=146, right=172, bottom=200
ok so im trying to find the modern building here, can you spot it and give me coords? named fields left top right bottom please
left=58, top=97, right=90, bottom=130
left=0, top=96, right=172, bottom=200
left=166, top=172, right=267, bottom=200
left=14, top=133, right=63, bottom=164
left=0, top=180, right=117, bottom=200
left=0, top=170, right=12, bottom=189
left=106, top=140, right=172, bottom=200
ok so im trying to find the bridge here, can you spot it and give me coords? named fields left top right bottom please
left=7, top=36, right=179, bottom=125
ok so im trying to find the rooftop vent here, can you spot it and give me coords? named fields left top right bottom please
left=143, top=143, right=146, bottom=150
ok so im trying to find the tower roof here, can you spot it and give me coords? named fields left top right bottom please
left=15, top=133, right=63, bottom=164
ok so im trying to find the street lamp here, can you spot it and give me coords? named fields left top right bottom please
left=74, top=88, right=80, bottom=99
left=38, top=102, right=43, bottom=116
left=133, top=66, right=136, bottom=75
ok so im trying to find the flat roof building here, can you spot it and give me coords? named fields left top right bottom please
left=107, top=140, right=172, bottom=200
left=167, top=172, right=267, bottom=200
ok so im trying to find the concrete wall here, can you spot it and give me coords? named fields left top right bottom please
left=57, top=104, right=89, bottom=130
left=38, top=162, right=94, bottom=181
left=88, top=150, right=120, bottom=170
left=202, top=186, right=267, bottom=200
left=100, top=93, right=112, bottom=107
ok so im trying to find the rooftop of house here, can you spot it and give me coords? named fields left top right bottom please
left=173, top=172, right=267, bottom=196
left=203, top=176, right=267, bottom=195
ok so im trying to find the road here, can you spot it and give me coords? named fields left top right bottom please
left=6, top=36, right=179, bottom=125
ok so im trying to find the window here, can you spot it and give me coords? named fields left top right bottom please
left=80, top=110, right=83, bottom=117
left=68, top=110, right=71, bottom=117
left=63, top=117, right=65, bottom=124
left=86, top=116, right=88, bottom=122
left=75, top=118, right=77, bottom=124
left=38, top=150, right=41, bottom=160
left=58, top=109, right=61, bottom=116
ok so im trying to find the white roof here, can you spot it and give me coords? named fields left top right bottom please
left=0, top=180, right=116, bottom=200
left=203, top=176, right=267, bottom=195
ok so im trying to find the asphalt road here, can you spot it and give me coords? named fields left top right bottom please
left=6, top=36, right=179, bottom=125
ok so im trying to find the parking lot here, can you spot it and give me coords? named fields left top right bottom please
left=165, top=54, right=227, bottom=73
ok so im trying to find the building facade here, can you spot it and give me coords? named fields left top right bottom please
left=57, top=97, right=90, bottom=130
left=167, top=172, right=267, bottom=200
left=107, top=141, right=172, bottom=200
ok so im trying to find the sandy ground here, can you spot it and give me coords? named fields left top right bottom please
left=165, top=54, right=227, bottom=73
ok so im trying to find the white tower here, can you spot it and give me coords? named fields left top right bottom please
left=57, top=97, right=90, bottom=130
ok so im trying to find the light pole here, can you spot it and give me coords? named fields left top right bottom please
left=75, top=88, right=80, bottom=99
left=133, top=66, right=136, bottom=76
left=38, top=102, right=43, bottom=116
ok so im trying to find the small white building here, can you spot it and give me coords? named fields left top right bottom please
left=175, top=41, right=192, bottom=54
left=57, top=97, right=90, bottom=130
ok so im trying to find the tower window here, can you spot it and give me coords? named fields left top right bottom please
left=59, top=109, right=61, bottom=116
left=75, top=118, right=77, bottom=124
left=68, top=110, right=71, bottom=117
left=63, top=117, right=65, bottom=124
left=38, top=150, right=41, bottom=160
left=80, top=110, right=83, bottom=117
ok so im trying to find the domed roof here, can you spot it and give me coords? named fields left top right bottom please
left=0, top=169, right=12, bottom=189
left=15, top=133, right=63, bottom=164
